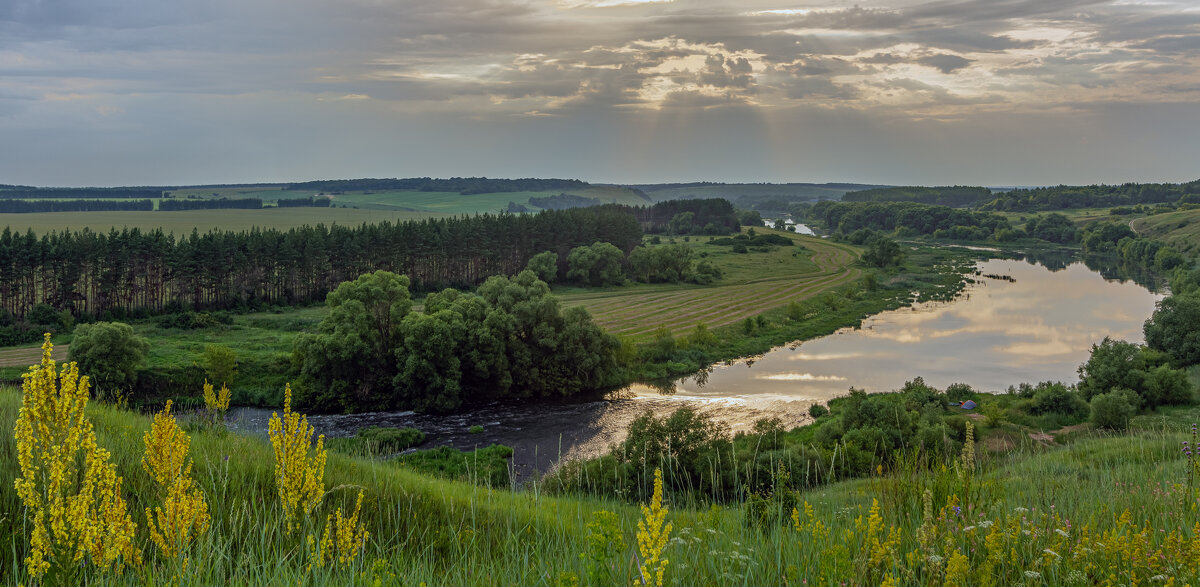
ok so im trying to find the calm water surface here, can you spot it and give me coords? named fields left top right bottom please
left=231, top=257, right=1163, bottom=480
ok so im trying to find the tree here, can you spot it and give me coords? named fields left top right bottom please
left=567, top=242, right=626, bottom=286
left=68, top=321, right=149, bottom=400
left=1078, top=337, right=1193, bottom=409
left=292, top=270, right=412, bottom=411
left=201, top=344, right=237, bottom=387
left=1144, top=294, right=1200, bottom=367
left=862, top=238, right=905, bottom=268
left=525, top=251, right=559, bottom=283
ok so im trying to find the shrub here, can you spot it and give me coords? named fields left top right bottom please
left=1030, top=382, right=1089, bottom=418
left=1090, top=389, right=1138, bottom=430
left=69, top=321, right=149, bottom=401
left=808, top=403, right=830, bottom=419
left=201, top=344, right=238, bottom=388
left=945, top=383, right=975, bottom=404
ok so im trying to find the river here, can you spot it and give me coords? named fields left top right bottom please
left=229, top=256, right=1163, bottom=483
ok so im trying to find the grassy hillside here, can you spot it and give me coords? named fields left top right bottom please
left=1132, top=208, right=1200, bottom=255
left=4, top=382, right=1199, bottom=584
left=0, top=207, right=440, bottom=235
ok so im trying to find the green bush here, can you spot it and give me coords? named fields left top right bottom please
left=69, top=321, right=149, bottom=401
left=1090, top=389, right=1138, bottom=431
left=1030, top=382, right=1089, bottom=417
left=808, top=403, right=830, bottom=419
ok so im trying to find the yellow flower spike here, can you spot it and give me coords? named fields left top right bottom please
left=269, top=384, right=328, bottom=531
left=203, top=379, right=231, bottom=413
left=636, top=468, right=671, bottom=587
left=142, top=399, right=210, bottom=561
left=12, top=334, right=138, bottom=580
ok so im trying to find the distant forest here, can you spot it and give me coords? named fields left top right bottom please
left=0, top=199, right=154, bottom=213
left=0, top=199, right=735, bottom=319
left=284, top=177, right=589, bottom=195
left=843, top=186, right=994, bottom=208
left=981, top=180, right=1200, bottom=211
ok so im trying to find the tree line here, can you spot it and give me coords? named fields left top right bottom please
left=804, top=201, right=1011, bottom=240
left=158, top=198, right=264, bottom=211
left=284, top=177, right=589, bottom=195
left=0, top=187, right=164, bottom=199
left=0, top=205, right=645, bottom=320
left=981, top=180, right=1200, bottom=212
left=276, top=196, right=332, bottom=208
left=0, top=199, right=154, bottom=213
left=842, top=186, right=994, bottom=208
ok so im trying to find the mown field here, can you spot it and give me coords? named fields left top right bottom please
left=561, top=231, right=860, bottom=339
left=1132, top=208, right=1200, bottom=255
left=0, top=207, right=440, bottom=235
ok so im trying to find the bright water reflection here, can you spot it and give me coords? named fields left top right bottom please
left=648, top=258, right=1163, bottom=404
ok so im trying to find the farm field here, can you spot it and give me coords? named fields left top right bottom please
left=0, top=207, right=441, bottom=235
left=1131, top=208, right=1200, bottom=255
left=560, top=231, right=861, bottom=339
left=322, top=185, right=650, bottom=214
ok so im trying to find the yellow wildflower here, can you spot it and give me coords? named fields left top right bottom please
left=202, top=379, right=231, bottom=413
left=12, top=334, right=138, bottom=580
left=142, top=401, right=210, bottom=558
left=636, top=468, right=671, bottom=586
left=269, top=383, right=327, bottom=531
left=309, top=490, right=370, bottom=570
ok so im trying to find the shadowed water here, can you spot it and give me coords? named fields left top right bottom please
left=231, top=257, right=1163, bottom=483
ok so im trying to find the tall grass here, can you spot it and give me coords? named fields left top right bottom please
left=4, top=384, right=1200, bottom=584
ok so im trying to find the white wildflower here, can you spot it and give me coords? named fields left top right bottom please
left=1055, top=529, right=1069, bottom=538
left=1043, top=549, right=1061, bottom=560
left=1024, top=570, right=1042, bottom=579
left=979, top=520, right=994, bottom=529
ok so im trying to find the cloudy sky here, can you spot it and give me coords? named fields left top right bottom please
left=1, top=0, right=1198, bottom=186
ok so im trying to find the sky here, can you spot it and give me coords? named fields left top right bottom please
left=1, top=0, right=1198, bottom=187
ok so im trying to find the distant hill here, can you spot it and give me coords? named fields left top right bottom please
left=1131, top=208, right=1200, bottom=256
left=621, top=182, right=889, bottom=213
left=843, top=186, right=993, bottom=208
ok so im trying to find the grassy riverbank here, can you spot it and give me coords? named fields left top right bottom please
left=4, top=382, right=1200, bottom=584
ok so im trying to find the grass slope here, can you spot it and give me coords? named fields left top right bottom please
left=4, top=385, right=1199, bottom=584
left=1131, top=208, right=1200, bottom=256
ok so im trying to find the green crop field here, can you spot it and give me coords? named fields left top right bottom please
left=1131, top=208, right=1200, bottom=255
left=560, top=230, right=860, bottom=339
left=324, top=185, right=650, bottom=214
left=0, top=207, right=441, bottom=235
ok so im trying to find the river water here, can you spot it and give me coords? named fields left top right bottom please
left=229, top=256, right=1163, bottom=483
